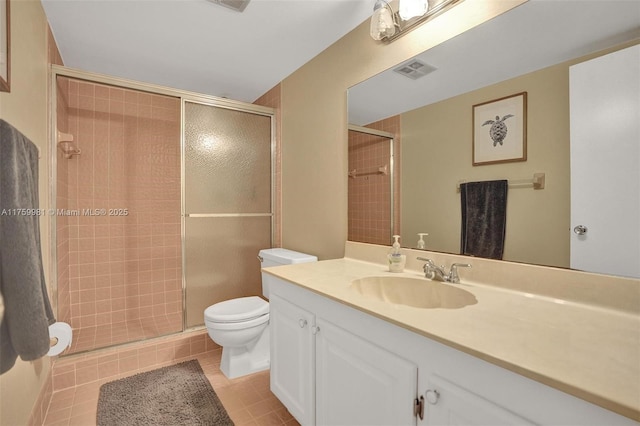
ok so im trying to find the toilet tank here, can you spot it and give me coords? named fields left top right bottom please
left=259, top=248, right=317, bottom=298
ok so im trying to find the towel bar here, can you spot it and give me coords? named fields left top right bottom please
left=349, top=164, right=388, bottom=178
left=456, top=172, right=545, bottom=192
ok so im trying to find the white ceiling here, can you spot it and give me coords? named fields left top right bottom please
left=42, top=0, right=373, bottom=102
left=348, top=0, right=640, bottom=125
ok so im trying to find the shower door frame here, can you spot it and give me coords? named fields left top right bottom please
left=179, top=97, right=276, bottom=330
left=49, top=65, right=276, bottom=342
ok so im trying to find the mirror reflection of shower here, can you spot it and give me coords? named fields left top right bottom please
left=347, top=121, right=400, bottom=246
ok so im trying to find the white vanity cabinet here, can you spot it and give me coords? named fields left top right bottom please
left=266, top=274, right=639, bottom=426
left=315, top=318, right=418, bottom=426
left=423, top=375, right=535, bottom=426
left=270, top=290, right=419, bottom=426
left=269, top=293, right=316, bottom=425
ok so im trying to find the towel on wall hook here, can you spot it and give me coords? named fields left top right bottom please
left=0, top=120, right=56, bottom=374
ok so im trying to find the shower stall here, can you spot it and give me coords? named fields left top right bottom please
left=52, top=67, right=274, bottom=354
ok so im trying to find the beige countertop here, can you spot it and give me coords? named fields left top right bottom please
left=263, top=255, right=640, bottom=421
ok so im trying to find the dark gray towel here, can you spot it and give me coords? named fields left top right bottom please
left=460, top=180, right=508, bottom=260
left=0, top=119, right=55, bottom=374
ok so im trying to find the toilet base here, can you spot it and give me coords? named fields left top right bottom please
left=219, top=327, right=270, bottom=379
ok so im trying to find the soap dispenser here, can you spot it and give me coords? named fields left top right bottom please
left=387, top=235, right=406, bottom=273
left=417, top=233, right=429, bottom=250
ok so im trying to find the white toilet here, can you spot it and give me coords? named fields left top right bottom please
left=204, top=248, right=317, bottom=379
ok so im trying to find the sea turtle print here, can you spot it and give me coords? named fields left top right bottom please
left=482, top=114, right=514, bottom=146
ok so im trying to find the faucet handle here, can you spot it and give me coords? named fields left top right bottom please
left=417, top=257, right=442, bottom=280
left=416, top=257, right=436, bottom=270
left=449, top=263, right=471, bottom=283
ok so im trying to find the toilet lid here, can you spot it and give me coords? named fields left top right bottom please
left=204, top=296, right=269, bottom=323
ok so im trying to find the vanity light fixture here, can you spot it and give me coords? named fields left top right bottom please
left=370, top=0, right=397, bottom=41
left=370, top=0, right=464, bottom=42
left=399, top=0, right=428, bottom=20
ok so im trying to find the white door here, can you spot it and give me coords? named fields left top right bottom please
left=425, top=375, right=535, bottom=426
left=569, top=45, right=640, bottom=278
left=269, top=294, right=316, bottom=425
left=315, top=318, right=418, bottom=426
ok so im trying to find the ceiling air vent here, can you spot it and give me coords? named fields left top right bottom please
left=393, top=60, right=437, bottom=80
left=207, top=0, right=251, bottom=12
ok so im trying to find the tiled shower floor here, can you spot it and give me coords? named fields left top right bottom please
left=44, top=347, right=299, bottom=426
left=67, top=314, right=183, bottom=354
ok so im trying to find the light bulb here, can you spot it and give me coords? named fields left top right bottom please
left=399, top=0, right=429, bottom=21
left=370, top=0, right=396, bottom=41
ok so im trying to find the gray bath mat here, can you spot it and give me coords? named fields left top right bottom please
left=97, top=359, right=234, bottom=425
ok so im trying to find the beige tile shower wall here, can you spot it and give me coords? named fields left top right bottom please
left=63, top=80, right=181, bottom=331
left=347, top=116, right=401, bottom=246
left=253, top=83, right=282, bottom=248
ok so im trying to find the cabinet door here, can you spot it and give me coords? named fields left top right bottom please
left=269, top=294, right=316, bottom=425
left=315, top=318, right=418, bottom=426
left=425, top=375, right=535, bottom=425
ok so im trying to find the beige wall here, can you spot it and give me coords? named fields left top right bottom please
left=0, top=1, right=54, bottom=425
left=402, top=62, right=571, bottom=268
left=254, top=84, right=283, bottom=248
left=280, top=0, right=528, bottom=260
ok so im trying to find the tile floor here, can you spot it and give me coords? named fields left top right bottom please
left=67, top=314, right=183, bottom=354
left=43, top=348, right=299, bottom=426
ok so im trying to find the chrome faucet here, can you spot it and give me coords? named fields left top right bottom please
left=417, top=257, right=471, bottom=283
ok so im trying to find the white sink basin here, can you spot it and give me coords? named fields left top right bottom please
left=350, top=276, right=477, bottom=309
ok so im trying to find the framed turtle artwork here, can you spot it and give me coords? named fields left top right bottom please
left=472, top=92, right=527, bottom=165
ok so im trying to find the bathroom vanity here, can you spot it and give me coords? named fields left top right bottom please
left=261, top=242, right=640, bottom=426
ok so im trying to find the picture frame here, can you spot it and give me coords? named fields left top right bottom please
left=0, top=0, right=9, bottom=93
left=472, top=92, right=527, bottom=165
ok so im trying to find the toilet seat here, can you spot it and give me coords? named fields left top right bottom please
left=205, top=296, right=269, bottom=324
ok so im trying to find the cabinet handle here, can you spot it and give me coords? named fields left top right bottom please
left=311, top=325, right=320, bottom=335
left=425, top=389, right=440, bottom=405
left=414, top=395, right=425, bottom=420
left=298, top=319, right=307, bottom=328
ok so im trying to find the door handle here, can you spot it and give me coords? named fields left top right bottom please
left=573, top=225, right=588, bottom=235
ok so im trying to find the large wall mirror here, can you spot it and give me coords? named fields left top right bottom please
left=347, top=0, right=639, bottom=278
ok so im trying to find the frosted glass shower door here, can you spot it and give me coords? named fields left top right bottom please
left=184, top=101, right=273, bottom=328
